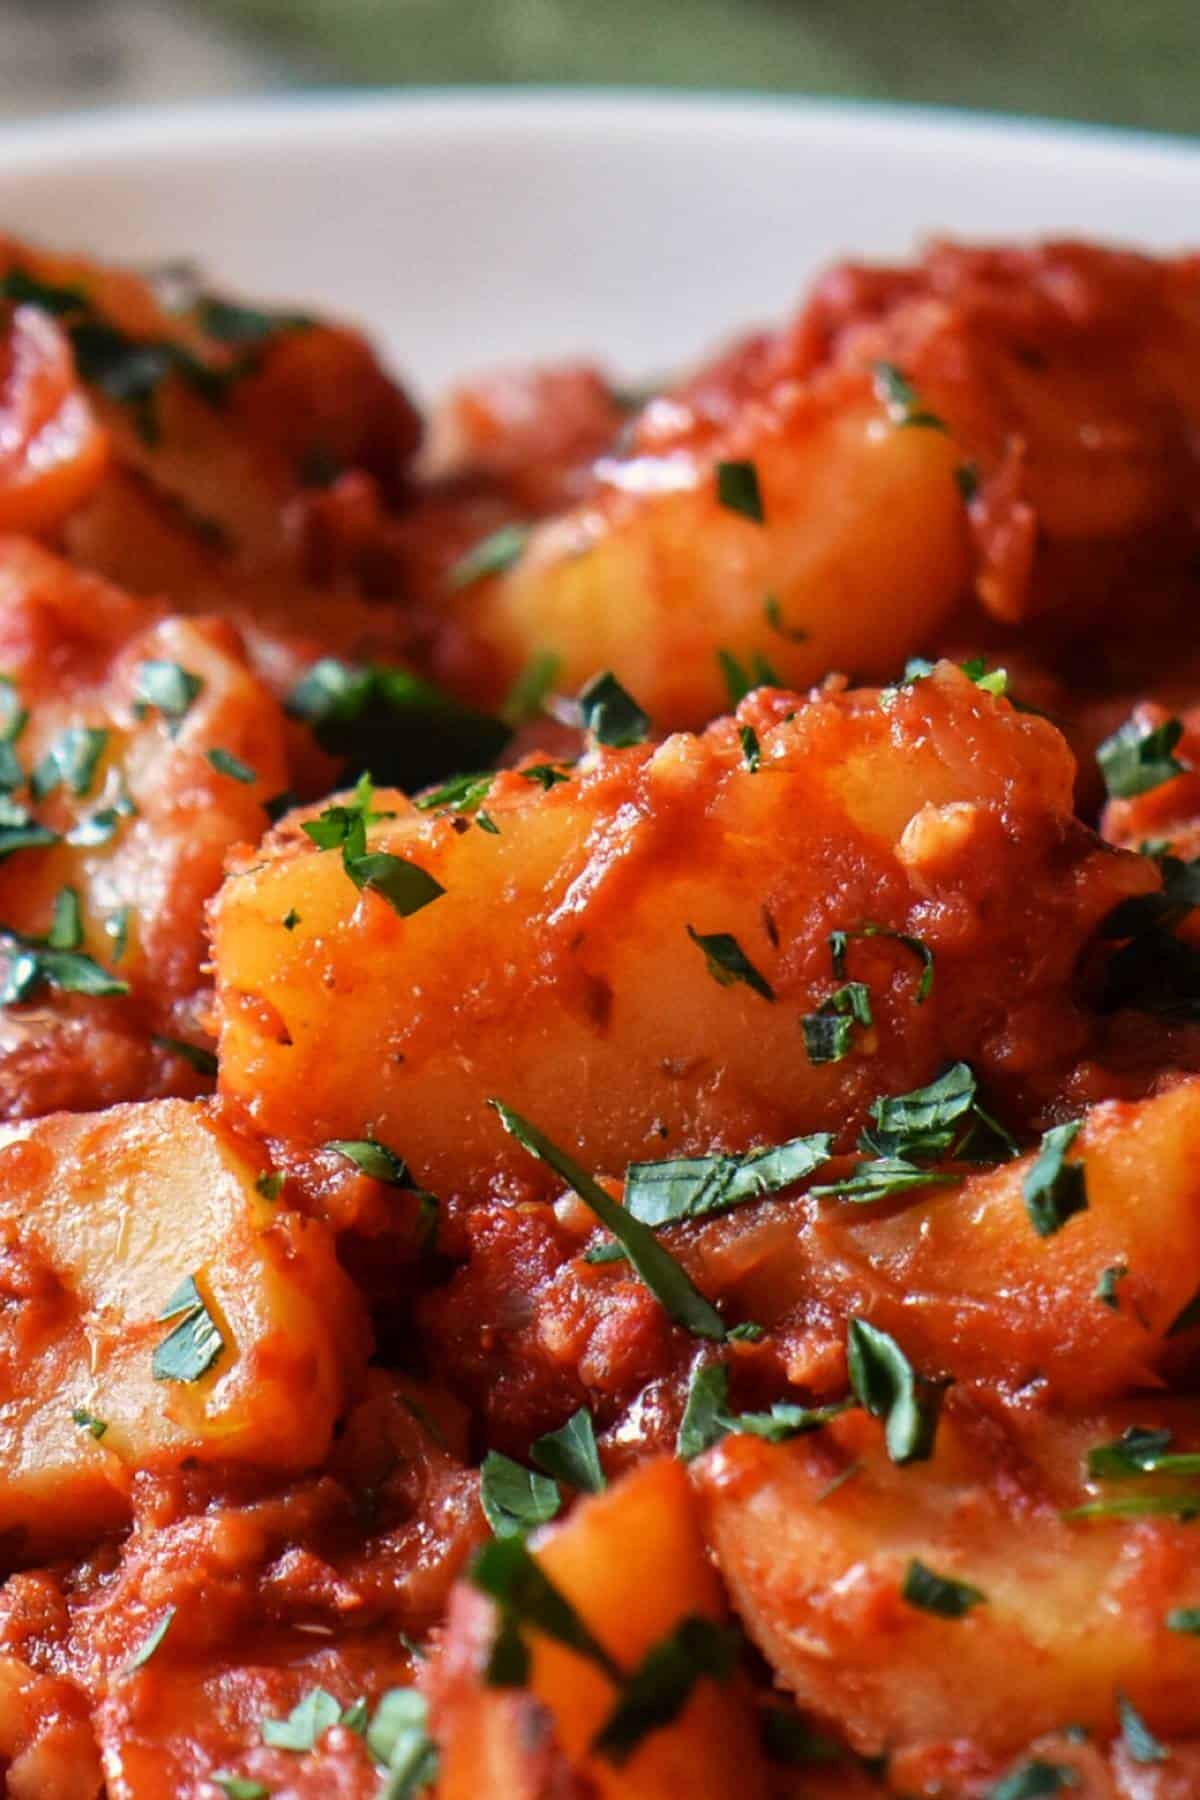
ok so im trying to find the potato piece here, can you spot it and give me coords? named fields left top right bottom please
left=0, top=537, right=289, bottom=1116
left=0, top=1654, right=101, bottom=1800
left=213, top=664, right=1151, bottom=1194
left=0, top=305, right=109, bottom=536
left=695, top=1393, right=1200, bottom=1763
left=430, top=1456, right=768, bottom=1798
left=450, top=369, right=970, bottom=729
left=692, top=1079, right=1200, bottom=1404
left=0, top=1098, right=367, bottom=1554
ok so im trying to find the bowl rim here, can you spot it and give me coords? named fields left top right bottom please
left=0, top=86, right=1198, bottom=175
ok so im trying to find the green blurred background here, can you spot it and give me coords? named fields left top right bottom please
left=2, top=0, right=1197, bottom=133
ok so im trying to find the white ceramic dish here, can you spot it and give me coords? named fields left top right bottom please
left=0, top=92, right=1197, bottom=395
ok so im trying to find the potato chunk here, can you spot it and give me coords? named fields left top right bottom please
left=429, top=1456, right=768, bottom=1798
left=213, top=665, right=1150, bottom=1195
left=0, top=537, right=288, bottom=1116
left=690, top=1078, right=1200, bottom=1403
left=0, top=1099, right=367, bottom=1554
left=695, top=1394, right=1200, bottom=1766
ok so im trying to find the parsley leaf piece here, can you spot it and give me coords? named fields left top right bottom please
left=591, top=1615, right=740, bottom=1765
left=255, top=1170, right=284, bottom=1200
left=900, top=1558, right=986, bottom=1617
left=955, top=462, right=980, bottom=503
left=583, top=1239, right=628, bottom=1264
left=727, top=1320, right=766, bottom=1342
left=206, top=747, right=256, bottom=783
left=959, top=656, right=1009, bottom=697
left=344, top=849, right=446, bottom=917
left=1167, top=1284, right=1200, bottom=1337
left=502, top=652, right=561, bottom=727
left=861, top=1062, right=979, bottom=1161
left=72, top=1406, right=107, bottom=1440
left=847, top=1317, right=939, bottom=1464
left=448, top=523, right=531, bottom=589
left=812, top=1155, right=959, bottom=1204
left=0, top=799, right=59, bottom=861
left=325, top=1137, right=410, bottom=1185
left=480, top=1450, right=562, bottom=1537
left=151, top=1273, right=225, bottom=1383
left=48, top=887, right=82, bottom=951
left=716, top=648, right=782, bottom=707
left=1, top=267, right=88, bottom=315
left=1166, top=1607, right=1200, bottom=1633
left=282, top=909, right=299, bottom=932
left=195, top=294, right=312, bottom=344
left=803, top=980, right=873, bottom=1064
left=1023, top=1120, right=1087, bottom=1237
left=1117, top=1692, right=1167, bottom=1764
left=520, top=762, right=572, bottom=791
left=31, top=726, right=108, bottom=799
left=414, top=771, right=494, bottom=814
left=133, top=660, right=203, bottom=729
left=365, top=1687, right=439, bottom=1794
left=626, top=1133, right=832, bottom=1228
left=123, top=1606, right=176, bottom=1675
left=989, top=1761, right=1080, bottom=1799
left=739, top=724, right=761, bottom=771
left=1096, top=1263, right=1128, bottom=1309
left=286, top=658, right=510, bottom=791
left=873, top=362, right=948, bottom=432
left=469, top=1533, right=622, bottom=1682
left=761, top=1707, right=844, bottom=1766
left=1097, top=716, right=1185, bottom=800
left=105, top=906, right=130, bottom=963
left=578, top=671, right=651, bottom=747
left=830, top=923, right=934, bottom=1003
left=1087, top=1426, right=1174, bottom=1478
left=763, top=592, right=808, bottom=641
left=152, top=1035, right=217, bottom=1077
left=1063, top=1494, right=1200, bottom=1522
left=686, top=925, right=775, bottom=1001
left=260, top=1687, right=344, bottom=1752
left=715, top=459, right=765, bottom=523
left=531, top=1407, right=606, bottom=1494
left=732, top=1401, right=850, bottom=1442
left=210, top=1777, right=268, bottom=1800
left=0, top=932, right=129, bottom=1003
left=677, top=1360, right=731, bottom=1461
left=485, top=1610, right=530, bottom=1686
left=490, top=1102, right=727, bottom=1341
left=0, top=740, right=21, bottom=792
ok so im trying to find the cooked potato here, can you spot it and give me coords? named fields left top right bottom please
left=0, top=1098, right=367, bottom=1553
left=0, top=537, right=289, bottom=1116
left=0, top=1654, right=101, bottom=1800
left=689, top=1079, right=1200, bottom=1404
left=213, top=664, right=1151, bottom=1194
left=0, top=304, right=109, bottom=537
left=695, top=1394, right=1200, bottom=1765
left=430, top=1455, right=768, bottom=1798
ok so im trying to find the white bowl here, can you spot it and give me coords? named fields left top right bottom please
left=0, top=92, right=1197, bottom=395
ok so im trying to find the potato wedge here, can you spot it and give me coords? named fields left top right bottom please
left=0, top=1098, right=367, bottom=1554
left=430, top=1456, right=768, bottom=1798
left=213, top=664, right=1151, bottom=1194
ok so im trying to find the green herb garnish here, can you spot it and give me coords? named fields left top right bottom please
left=122, top=1606, right=175, bottom=1675
left=717, top=648, right=781, bottom=707
left=1117, top=1692, right=1167, bottom=1764
left=287, top=658, right=510, bottom=791
left=1096, top=1263, right=1127, bottom=1309
left=30, top=726, right=108, bottom=799
left=449, top=523, right=531, bottom=589
left=988, top=1761, right=1079, bottom=1799
left=578, top=671, right=651, bottom=747
left=739, top=724, right=761, bottom=771
left=133, top=660, right=203, bottom=730
left=151, top=1273, right=225, bottom=1383
left=900, top=1558, right=985, bottom=1617
left=502, top=653, right=561, bottom=728
left=847, top=1317, right=940, bottom=1464
left=325, top=1136, right=410, bottom=1185
left=206, top=747, right=256, bottom=783
left=591, top=1615, right=740, bottom=1764
left=829, top=923, right=934, bottom=1003
left=1097, top=716, right=1185, bottom=800
left=873, top=362, right=947, bottom=432
left=686, top=925, right=775, bottom=1001
left=715, top=459, right=765, bottom=523
left=763, top=592, right=808, bottom=641
left=1023, top=1120, right=1087, bottom=1237
left=72, top=1406, right=108, bottom=1440
left=627, top=1133, right=831, bottom=1228
left=152, top=1035, right=217, bottom=1077
left=480, top=1451, right=562, bottom=1537
left=469, top=1533, right=621, bottom=1684
left=531, top=1407, right=606, bottom=1494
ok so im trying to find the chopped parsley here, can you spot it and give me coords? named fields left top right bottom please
left=260, top=1687, right=345, bottom=1752
left=1087, top=1426, right=1200, bottom=1480
left=194, top=293, right=312, bottom=345
left=1167, top=1285, right=1200, bottom=1338
left=578, top=671, right=651, bottom=747
left=717, top=647, right=782, bottom=706
left=122, top=1606, right=176, bottom=1675
left=0, top=798, right=60, bottom=861
left=812, top=1155, right=959, bottom=1204
left=591, top=1615, right=740, bottom=1764
left=626, top=1133, right=831, bottom=1227
left=415, top=771, right=494, bottom=815
left=133, top=660, right=203, bottom=731
left=1097, top=716, right=1185, bottom=800
left=873, top=361, right=947, bottom=432
left=715, top=459, right=765, bottom=523
left=479, top=1451, right=561, bottom=1537
left=1062, top=1493, right=1200, bottom=1523
left=900, top=1558, right=986, bottom=1617
left=520, top=762, right=572, bottom=791
left=763, top=592, right=808, bottom=641
left=151, top=1273, right=225, bottom=1383
left=255, top=1170, right=284, bottom=1200
left=1022, top=1120, right=1087, bottom=1237
left=105, top=906, right=131, bottom=964
left=48, top=887, right=82, bottom=951
left=325, top=1136, right=410, bottom=1185
left=205, top=746, right=256, bottom=783
left=286, top=657, right=510, bottom=791
left=676, top=1360, right=847, bottom=1459
left=802, top=980, right=872, bottom=1064
left=955, top=462, right=980, bottom=503
left=0, top=928, right=129, bottom=1004
left=686, top=925, right=775, bottom=1001
left=1096, top=1263, right=1128, bottom=1309
left=282, top=909, right=300, bottom=931
left=847, top=1317, right=940, bottom=1465
left=302, top=774, right=445, bottom=919
left=30, top=726, right=108, bottom=799
left=531, top=1407, right=606, bottom=1494
left=210, top=1777, right=268, bottom=1800
left=1117, top=1692, right=1167, bottom=1764
left=363, top=1687, right=438, bottom=1793
left=829, top=922, right=934, bottom=1004
left=501, top=652, right=561, bottom=727
left=1166, top=1607, right=1200, bottom=1633
left=71, top=1406, right=108, bottom=1440
left=989, top=1761, right=1079, bottom=1799
left=470, top=1533, right=621, bottom=1686
left=490, top=1102, right=726, bottom=1341
left=152, top=1035, right=218, bottom=1077
left=448, top=523, right=531, bottom=589
left=739, top=724, right=761, bottom=771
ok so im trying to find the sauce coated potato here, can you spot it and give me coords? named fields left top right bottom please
left=0, top=1099, right=367, bottom=1553
left=696, top=1394, right=1200, bottom=1768
left=213, top=664, right=1150, bottom=1193
left=430, top=1456, right=768, bottom=1799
